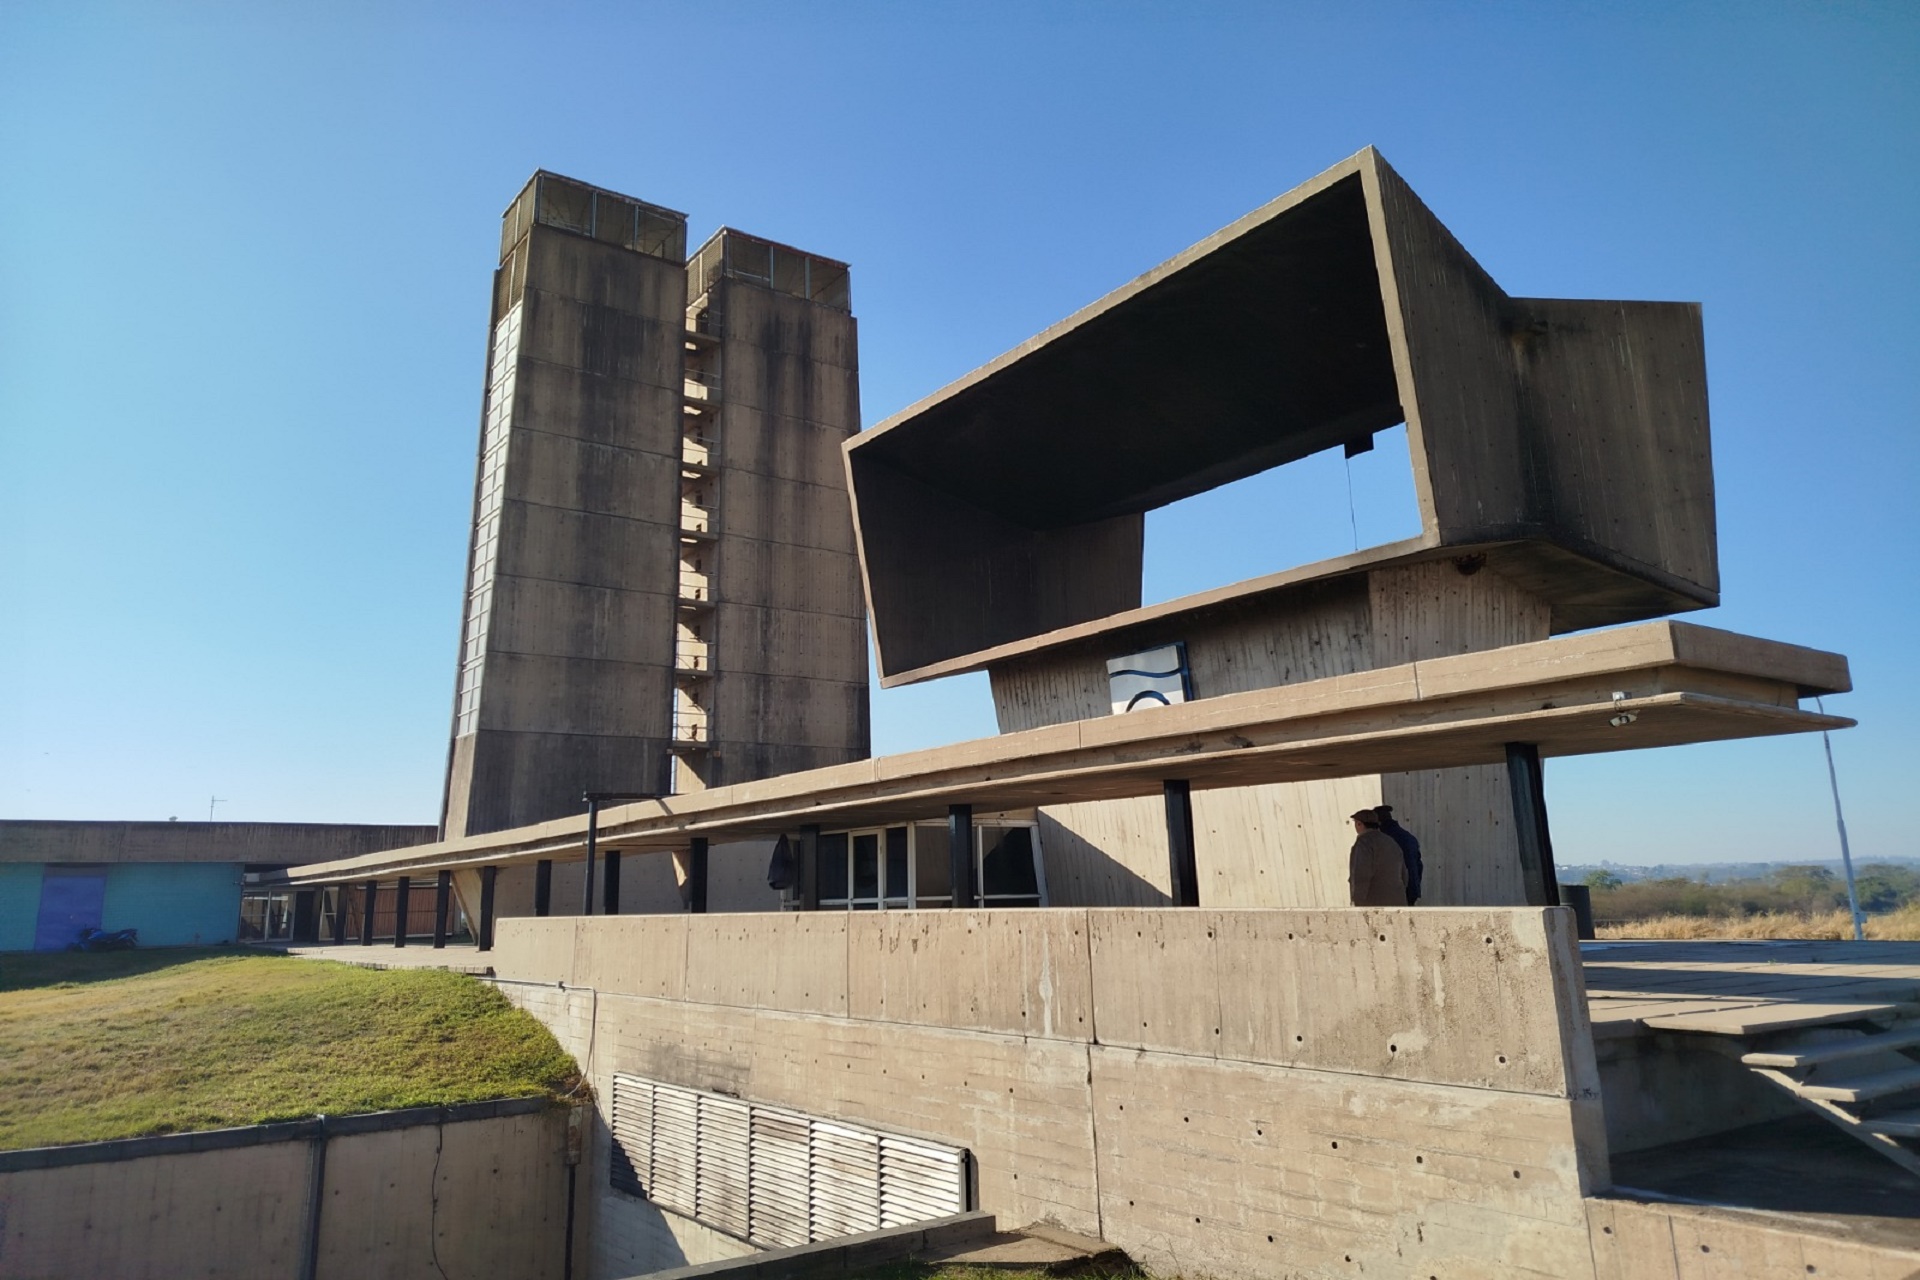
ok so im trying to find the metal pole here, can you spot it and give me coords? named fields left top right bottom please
left=1818, top=697, right=1865, bottom=941
left=393, top=876, right=411, bottom=948
left=298, top=1116, right=329, bottom=1280
left=582, top=798, right=599, bottom=916
left=432, top=870, right=451, bottom=949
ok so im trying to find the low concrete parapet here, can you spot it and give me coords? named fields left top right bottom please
left=0, top=1097, right=572, bottom=1280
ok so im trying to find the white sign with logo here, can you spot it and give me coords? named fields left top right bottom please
left=1106, top=643, right=1192, bottom=715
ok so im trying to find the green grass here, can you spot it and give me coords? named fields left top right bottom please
left=0, top=949, right=579, bottom=1150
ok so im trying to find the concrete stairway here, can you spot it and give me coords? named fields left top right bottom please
left=919, top=1221, right=1132, bottom=1275
left=1701, top=1018, right=1920, bottom=1178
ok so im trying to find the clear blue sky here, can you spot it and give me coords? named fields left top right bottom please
left=2, top=2, right=1914, bottom=867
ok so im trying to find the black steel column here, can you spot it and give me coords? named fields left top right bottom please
left=582, top=798, right=600, bottom=916
left=432, top=870, right=451, bottom=949
left=477, top=866, right=498, bottom=952
left=687, top=838, right=709, bottom=914
left=799, top=824, right=821, bottom=912
left=1505, top=742, right=1562, bottom=908
left=360, top=881, right=377, bottom=946
left=604, top=851, right=622, bottom=916
left=1165, top=780, right=1200, bottom=907
left=329, top=884, right=349, bottom=945
left=534, top=860, right=553, bottom=917
left=291, top=890, right=318, bottom=944
left=393, top=876, right=411, bottom=948
left=948, top=804, right=976, bottom=909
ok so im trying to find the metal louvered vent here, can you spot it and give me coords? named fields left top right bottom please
left=609, top=1074, right=970, bottom=1246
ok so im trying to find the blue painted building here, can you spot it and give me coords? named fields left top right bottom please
left=0, top=821, right=437, bottom=952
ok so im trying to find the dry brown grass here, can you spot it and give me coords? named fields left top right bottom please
left=1596, top=903, right=1920, bottom=941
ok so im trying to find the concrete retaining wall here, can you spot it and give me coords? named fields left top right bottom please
left=493, top=907, right=1610, bottom=1280
left=0, top=1099, right=570, bottom=1280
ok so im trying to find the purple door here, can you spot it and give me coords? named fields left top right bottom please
left=34, top=867, right=107, bottom=951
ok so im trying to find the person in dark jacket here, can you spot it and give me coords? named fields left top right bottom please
left=1348, top=810, right=1407, bottom=907
left=1375, top=805, right=1424, bottom=905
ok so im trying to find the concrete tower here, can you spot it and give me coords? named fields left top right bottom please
left=442, top=174, right=868, bottom=839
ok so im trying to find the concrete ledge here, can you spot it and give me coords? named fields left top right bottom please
left=0, top=1095, right=556, bottom=1172
left=631, top=1212, right=997, bottom=1280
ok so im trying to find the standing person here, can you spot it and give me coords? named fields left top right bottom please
left=1375, top=805, right=1424, bottom=905
left=1348, top=810, right=1407, bottom=907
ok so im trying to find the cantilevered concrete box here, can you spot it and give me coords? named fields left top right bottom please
left=847, top=147, right=1716, bottom=686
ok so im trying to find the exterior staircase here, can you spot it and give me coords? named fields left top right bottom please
left=1681, top=1015, right=1920, bottom=1178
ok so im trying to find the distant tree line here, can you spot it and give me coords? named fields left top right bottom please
left=1582, top=864, right=1920, bottom=921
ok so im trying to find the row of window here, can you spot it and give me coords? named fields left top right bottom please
left=455, top=303, right=524, bottom=737
left=814, top=822, right=1045, bottom=910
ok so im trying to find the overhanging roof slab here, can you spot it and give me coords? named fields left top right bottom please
left=284, top=622, right=1845, bottom=885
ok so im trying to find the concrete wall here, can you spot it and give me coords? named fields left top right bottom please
left=492, top=907, right=1608, bottom=1280
left=0, top=821, right=437, bottom=866
left=101, top=863, right=243, bottom=946
left=0, top=1103, right=570, bottom=1280
left=445, top=207, right=689, bottom=838
left=0, top=862, right=244, bottom=951
left=1009, top=563, right=1546, bottom=910
left=0, top=865, right=40, bottom=952
left=680, top=262, right=870, bottom=792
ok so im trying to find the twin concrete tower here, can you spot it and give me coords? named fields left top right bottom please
left=441, top=172, right=870, bottom=838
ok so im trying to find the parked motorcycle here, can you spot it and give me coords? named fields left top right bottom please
left=68, top=927, right=138, bottom=952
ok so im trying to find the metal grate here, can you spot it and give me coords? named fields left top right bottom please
left=609, top=1074, right=968, bottom=1246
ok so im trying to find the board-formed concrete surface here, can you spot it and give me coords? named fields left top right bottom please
left=490, top=907, right=1607, bottom=1280
left=0, top=1102, right=570, bottom=1280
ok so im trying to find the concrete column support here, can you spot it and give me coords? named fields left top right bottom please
left=393, top=876, right=411, bottom=948
left=360, top=881, right=377, bottom=947
left=1504, top=742, right=1561, bottom=907
left=477, top=866, right=498, bottom=952
left=799, top=824, right=821, bottom=912
left=687, top=838, right=709, bottom=914
left=948, top=804, right=976, bottom=908
left=1165, top=780, right=1200, bottom=907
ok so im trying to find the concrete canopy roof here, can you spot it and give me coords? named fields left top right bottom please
left=858, top=167, right=1399, bottom=528
left=282, top=622, right=1846, bottom=885
left=847, top=147, right=1718, bottom=685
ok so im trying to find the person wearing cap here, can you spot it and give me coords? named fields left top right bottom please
left=1348, top=809, right=1408, bottom=907
left=1374, top=805, right=1424, bottom=905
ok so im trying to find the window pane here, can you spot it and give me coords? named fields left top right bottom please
left=981, top=827, right=1039, bottom=898
left=818, top=833, right=848, bottom=902
left=852, top=832, right=880, bottom=900
left=884, top=828, right=909, bottom=902
left=915, top=825, right=951, bottom=901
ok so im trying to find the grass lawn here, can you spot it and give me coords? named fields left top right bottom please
left=0, top=949, right=578, bottom=1150
left=1596, top=903, right=1920, bottom=940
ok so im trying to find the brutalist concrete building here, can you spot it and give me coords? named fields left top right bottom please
left=441, top=172, right=869, bottom=841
